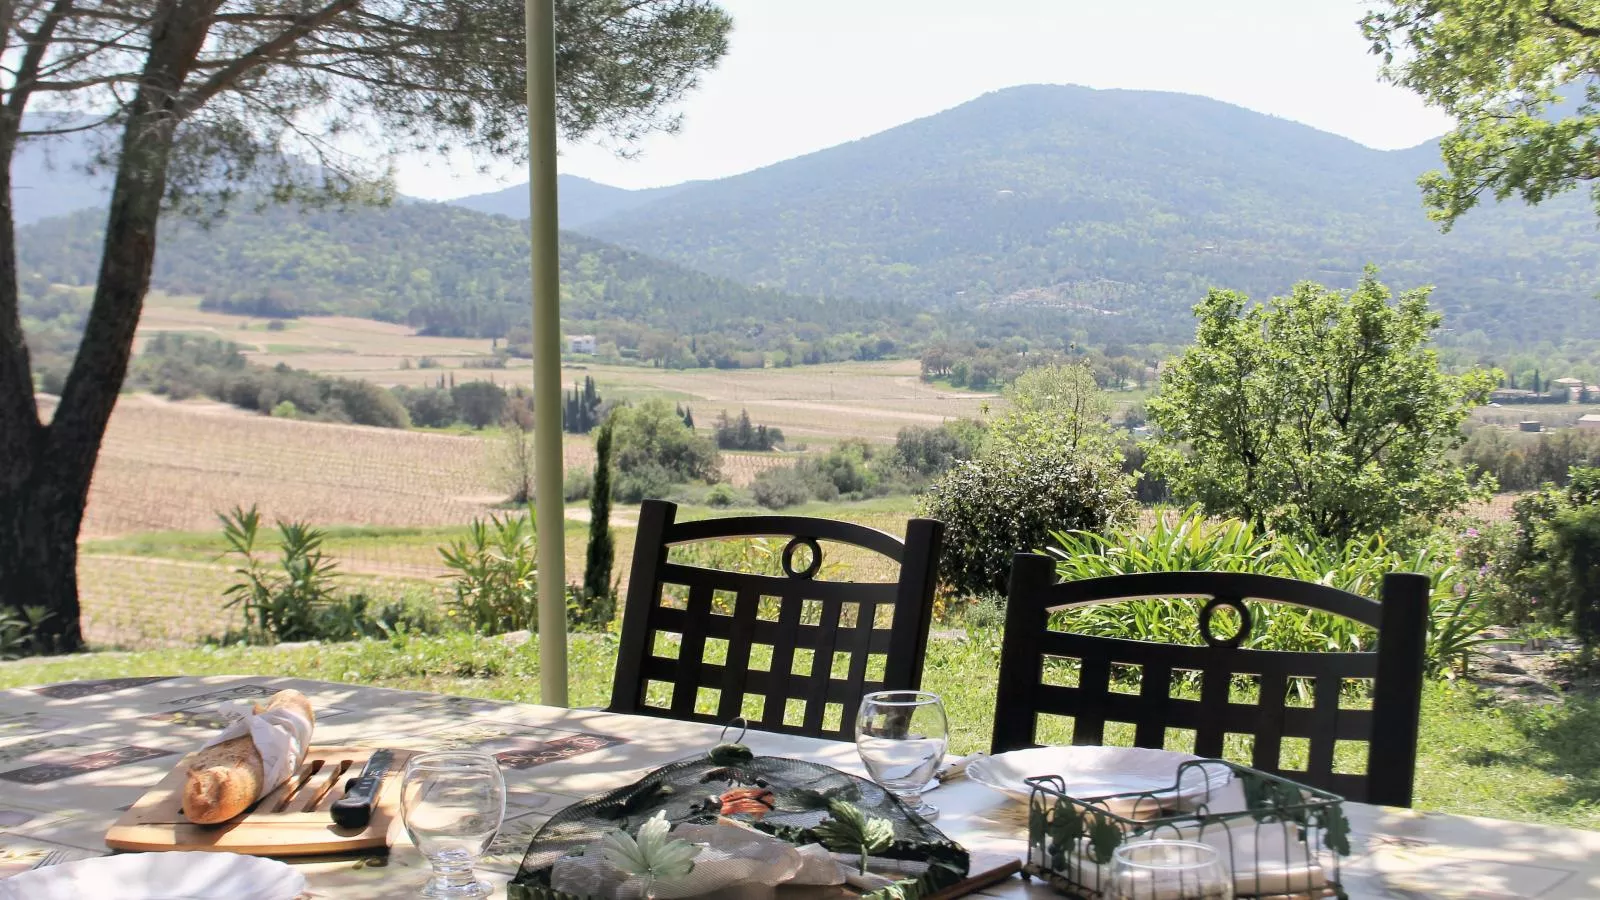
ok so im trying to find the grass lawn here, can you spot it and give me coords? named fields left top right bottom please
left=4, top=632, right=1598, bottom=831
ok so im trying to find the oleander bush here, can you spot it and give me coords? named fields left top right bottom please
left=438, top=513, right=539, bottom=635
left=218, top=506, right=447, bottom=644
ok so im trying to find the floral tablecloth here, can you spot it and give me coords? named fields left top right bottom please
left=2, top=675, right=1597, bottom=898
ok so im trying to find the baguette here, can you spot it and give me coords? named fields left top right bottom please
left=182, top=689, right=315, bottom=824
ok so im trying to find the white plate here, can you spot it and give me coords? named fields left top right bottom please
left=0, top=851, right=306, bottom=900
left=968, top=746, right=1232, bottom=809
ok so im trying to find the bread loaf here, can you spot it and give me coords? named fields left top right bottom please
left=182, top=689, right=315, bottom=824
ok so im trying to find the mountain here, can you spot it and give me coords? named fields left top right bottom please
left=14, top=118, right=111, bottom=225
left=18, top=202, right=922, bottom=367
left=566, top=84, right=1600, bottom=347
left=447, top=174, right=690, bottom=228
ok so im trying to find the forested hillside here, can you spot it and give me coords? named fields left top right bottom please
left=570, top=84, right=1600, bottom=347
left=449, top=175, right=689, bottom=228
left=18, top=203, right=928, bottom=368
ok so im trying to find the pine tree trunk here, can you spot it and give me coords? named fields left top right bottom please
left=0, top=480, right=84, bottom=650
left=0, top=0, right=210, bottom=650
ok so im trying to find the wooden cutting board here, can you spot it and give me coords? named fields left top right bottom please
left=106, top=746, right=410, bottom=856
left=924, top=851, right=1023, bottom=900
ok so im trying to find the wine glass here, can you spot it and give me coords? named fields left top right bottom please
left=856, top=690, right=948, bottom=821
left=1108, top=839, right=1233, bottom=900
left=401, top=751, right=507, bottom=899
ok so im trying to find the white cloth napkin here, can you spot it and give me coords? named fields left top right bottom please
left=550, top=820, right=848, bottom=900
left=200, top=701, right=313, bottom=795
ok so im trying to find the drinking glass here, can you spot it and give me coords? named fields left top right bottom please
left=401, top=751, right=507, bottom=899
left=1108, top=840, right=1233, bottom=900
left=856, top=690, right=948, bottom=821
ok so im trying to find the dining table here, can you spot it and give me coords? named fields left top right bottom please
left=1, top=674, right=1596, bottom=899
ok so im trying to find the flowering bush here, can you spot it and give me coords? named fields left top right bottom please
left=1458, top=467, right=1600, bottom=651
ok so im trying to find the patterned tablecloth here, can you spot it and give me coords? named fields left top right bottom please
left=1, top=675, right=1597, bottom=898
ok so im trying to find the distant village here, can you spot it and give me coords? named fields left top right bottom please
left=1488, top=375, right=1600, bottom=433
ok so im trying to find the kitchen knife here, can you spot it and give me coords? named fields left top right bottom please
left=330, top=749, right=396, bottom=830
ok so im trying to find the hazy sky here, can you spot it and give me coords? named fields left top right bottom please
left=395, top=0, right=1454, bottom=201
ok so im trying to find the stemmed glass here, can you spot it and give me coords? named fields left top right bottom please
left=1108, top=840, right=1233, bottom=900
left=401, top=751, right=507, bottom=899
left=855, top=690, right=948, bottom=821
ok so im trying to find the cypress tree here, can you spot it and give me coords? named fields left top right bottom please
left=583, top=422, right=616, bottom=604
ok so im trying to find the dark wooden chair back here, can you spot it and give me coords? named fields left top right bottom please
left=992, top=554, right=1430, bottom=807
left=609, top=499, right=945, bottom=741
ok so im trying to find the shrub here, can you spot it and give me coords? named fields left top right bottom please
left=615, top=461, right=677, bottom=504
left=805, top=439, right=879, bottom=498
left=438, top=514, right=538, bottom=635
left=270, top=400, right=299, bottom=419
left=1047, top=507, right=1504, bottom=677
left=395, top=386, right=457, bottom=428
left=1551, top=505, right=1600, bottom=648
left=891, top=421, right=983, bottom=480
left=451, top=381, right=508, bottom=429
left=220, top=506, right=341, bottom=643
left=564, top=468, right=594, bottom=502
left=610, top=399, right=721, bottom=484
left=705, top=483, right=739, bottom=508
left=327, top=379, right=410, bottom=428
left=567, top=583, right=616, bottom=632
left=0, top=605, right=54, bottom=659
left=923, top=442, right=1135, bottom=596
left=752, top=466, right=819, bottom=509
left=1461, top=468, right=1600, bottom=649
left=497, top=424, right=535, bottom=504
left=305, top=589, right=448, bottom=642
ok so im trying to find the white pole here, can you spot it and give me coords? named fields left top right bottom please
left=526, top=0, right=568, bottom=706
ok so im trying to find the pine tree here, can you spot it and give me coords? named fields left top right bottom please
left=583, top=423, right=616, bottom=605
left=683, top=407, right=695, bottom=429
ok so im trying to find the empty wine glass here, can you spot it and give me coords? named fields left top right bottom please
left=856, top=690, right=948, bottom=821
left=1108, top=840, right=1233, bottom=900
left=401, top=751, right=507, bottom=899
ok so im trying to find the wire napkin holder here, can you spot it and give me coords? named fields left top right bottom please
left=1024, top=759, right=1350, bottom=899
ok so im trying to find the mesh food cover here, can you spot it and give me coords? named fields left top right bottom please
left=509, top=743, right=970, bottom=900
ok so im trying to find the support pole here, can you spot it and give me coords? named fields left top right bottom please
left=526, top=0, right=568, bottom=706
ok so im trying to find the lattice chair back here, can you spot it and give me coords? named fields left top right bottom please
left=992, top=554, right=1429, bottom=807
left=608, top=499, right=945, bottom=741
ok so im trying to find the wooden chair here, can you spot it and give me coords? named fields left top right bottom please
left=991, top=554, right=1430, bottom=807
left=608, top=499, right=945, bottom=741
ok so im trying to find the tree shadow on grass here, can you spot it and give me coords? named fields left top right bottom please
left=1490, top=693, right=1600, bottom=812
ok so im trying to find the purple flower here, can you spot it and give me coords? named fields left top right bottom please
left=1464, top=528, right=1480, bottom=538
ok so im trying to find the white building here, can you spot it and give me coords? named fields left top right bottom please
left=568, top=335, right=597, bottom=355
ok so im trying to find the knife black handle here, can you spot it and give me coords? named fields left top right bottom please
left=331, top=775, right=378, bottom=829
